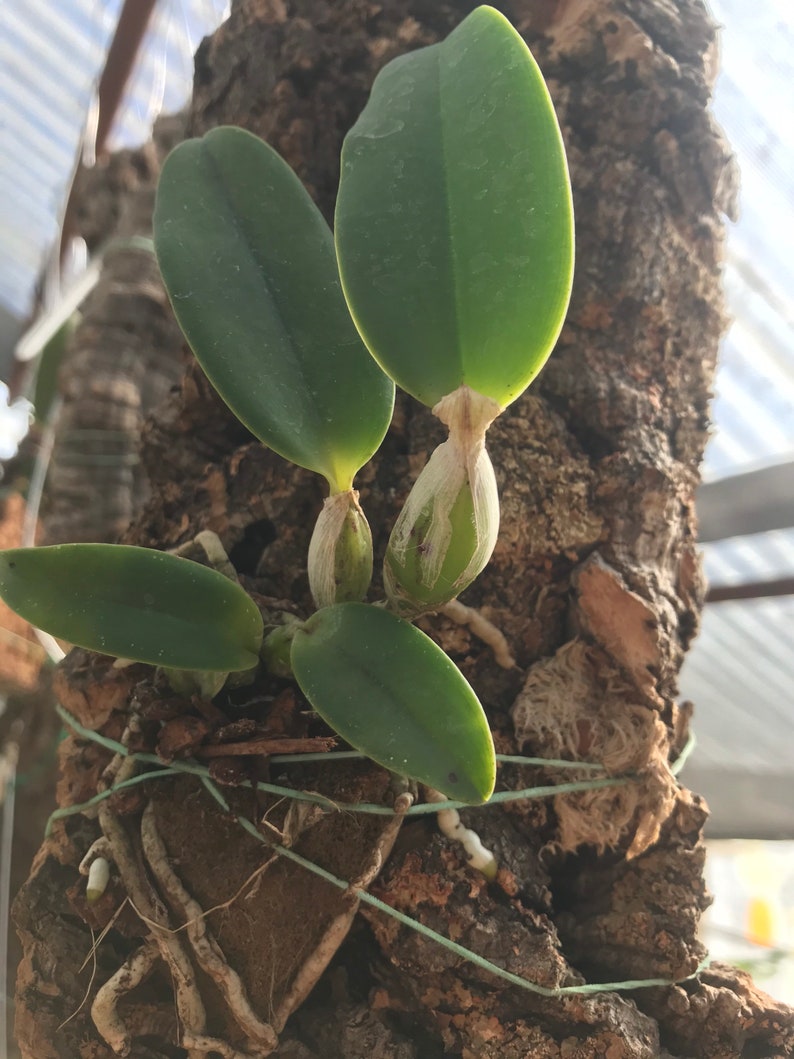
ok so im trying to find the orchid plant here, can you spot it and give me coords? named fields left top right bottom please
left=0, top=6, right=573, bottom=805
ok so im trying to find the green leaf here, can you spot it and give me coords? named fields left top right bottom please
left=335, top=4, right=574, bottom=409
left=154, top=126, right=394, bottom=492
left=0, top=545, right=263, bottom=672
left=290, top=603, right=495, bottom=803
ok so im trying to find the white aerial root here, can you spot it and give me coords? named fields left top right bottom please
left=91, top=715, right=270, bottom=1055
left=140, top=801, right=278, bottom=1054
left=441, top=599, right=516, bottom=669
left=170, top=528, right=240, bottom=583
left=426, top=787, right=498, bottom=880
left=90, top=940, right=159, bottom=1057
left=393, top=790, right=415, bottom=815
left=79, top=836, right=112, bottom=876
left=271, top=804, right=405, bottom=1032
left=86, top=857, right=111, bottom=903
left=182, top=1035, right=262, bottom=1059
left=100, top=718, right=140, bottom=794
left=96, top=803, right=208, bottom=1059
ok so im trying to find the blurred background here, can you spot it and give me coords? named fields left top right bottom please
left=675, top=0, right=794, bottom=1007
left=0, top=0, right=791, bottom=1021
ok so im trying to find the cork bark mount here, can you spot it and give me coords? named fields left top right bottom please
left=13, top=3, right=794, bottom=1059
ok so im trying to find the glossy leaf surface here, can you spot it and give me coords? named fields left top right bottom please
left=154, top=126, right=394, bottom=491
left=0, top=545, right=263, bottom=671
left=335, top=5, right=574, bottom=409
left=291, top=603, right=495, bottom=803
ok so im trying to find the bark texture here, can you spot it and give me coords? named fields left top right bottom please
left=40, top=116, right=187, bottom=545
left=13, top=2, right=794, bottom=1058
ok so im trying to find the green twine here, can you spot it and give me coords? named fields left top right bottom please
left=269, top=750, right=610, bottom=770
left=46, top=766, right=633, bottom=833
left=51, top=703, right=707, bottom=998
left=670, top=732, right=696, bottom=777
left=51, top=704, right=636, bottom=827
left=46, top=768, right=173, bottom=833
left=199, top=769, right=710, bottom=998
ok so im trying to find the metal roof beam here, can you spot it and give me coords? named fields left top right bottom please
left=96, top=0, right=160, bottom=156
left=697, top=461, right=794, bottom=542
left=682, top=766, right=794, bottom=839
left=707, top=577, right=794, bottom=603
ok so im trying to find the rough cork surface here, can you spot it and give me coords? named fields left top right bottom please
left=12, top=2, right=793, bottom=1058
left=41, top=117, right=187, bottom=546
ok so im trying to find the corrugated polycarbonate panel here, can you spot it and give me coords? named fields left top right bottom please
left=678, top=0, right=794, bottom=837
left=703, top=528, right=794, bottom=586
left=0, top=0, right=229, bottom=324
left=0, top=0, right=120, bottom=319
left=680, top=597, right=794, bottom=837
left=702, top=0, right=794, bottom=482
left=106, top=0, right=219, bottom=152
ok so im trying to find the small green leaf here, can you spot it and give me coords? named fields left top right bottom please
left=290, top=603, right=495, bottom=803
left=154, top=126, right=394, bottom=492
left=335, top=5, right=574, bottom=409
left=0, top=545, right=263, bottom=672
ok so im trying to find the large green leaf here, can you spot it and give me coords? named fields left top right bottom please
left=0, top=545, right=263, bottom=672
left=291, top=603, right=495, bottom=803
left=154, top=126, right=394, bottom=492
left=335, top=5, right=574, bottom=409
